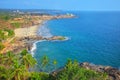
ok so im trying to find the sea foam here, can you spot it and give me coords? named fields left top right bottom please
left=37, top=25, right=53, bottom=38
left=31, top=22, right=70, bottom=56
left=30, top=37, right=70, bottom=56
left=31, top=40, right=46, bottom=56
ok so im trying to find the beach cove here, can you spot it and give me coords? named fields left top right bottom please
left=33, top=11, right=120, bottom=70
left=8, top=14, right=75, bottom=54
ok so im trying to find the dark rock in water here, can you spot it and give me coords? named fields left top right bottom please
left=47, top=36, right=66, bottom=41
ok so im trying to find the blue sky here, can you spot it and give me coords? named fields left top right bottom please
left=0, top=0, right=120, bottom=11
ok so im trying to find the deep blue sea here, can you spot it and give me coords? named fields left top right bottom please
left=32, top=11, right=120, bottom=71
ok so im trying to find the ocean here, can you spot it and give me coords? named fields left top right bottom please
left=31, top=11, right=120, bottom=72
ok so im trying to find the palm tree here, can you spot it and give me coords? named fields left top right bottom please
left=30, top=72, right=41, bottom=80
left=0, top=53, right=14, bottom=80
left=11, top=59, right=27, bottom=80
left=20, top=49, right=37, bottom=69
left=0, top=62, right=16, bottom=80
left=6, top=51, right=15, bottom=66
left=40, top=56, right=49, bottom=72
left=0, top=54, right=4, bottom=64
left=41, top=56, right=49, bottom=67
left=53, top=60, right=57, bottom=70
left=0, top=66, right=7, bottom=79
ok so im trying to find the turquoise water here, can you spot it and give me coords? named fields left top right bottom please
left=33, top=11, right=120, bottom=71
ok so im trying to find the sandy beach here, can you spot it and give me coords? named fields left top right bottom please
left=14, top=20, right=44, bottom=37
left=14, top=15, right=75, bottom=38
left=15, top=25, right=38, bottom=37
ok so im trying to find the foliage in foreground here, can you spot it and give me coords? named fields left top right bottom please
left=54, top=60, right=108, bottom=80
left=0, top=50, right=108, bottom=80
left=0, top=49, right=38, bottom=80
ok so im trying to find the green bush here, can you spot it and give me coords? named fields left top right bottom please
left=29, top=72, right=49, bottom=80
left=4, top=29, right=15, bottom=37
left=0, top=30, right=6, bottom=41
left=0, top=29, right=14, bottom=41
left=0, top=42, right=4, bottom=50
left=11, top=22, right=21, bottom=28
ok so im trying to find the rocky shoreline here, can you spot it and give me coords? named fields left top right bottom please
left=16, top=36, right=67, bottom=51
left=80, top=62, right=120, bottom=80
left=14, top=14, right=74, bottom=52
left=52, top=62, right=120, bottom=80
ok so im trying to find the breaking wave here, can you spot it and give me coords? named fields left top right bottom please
left=37, top=24, right=53, bottom=38
left=30, top=23, right=70, bottom=56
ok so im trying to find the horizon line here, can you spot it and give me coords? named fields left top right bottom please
left=0, top=8, right=120, bottom=12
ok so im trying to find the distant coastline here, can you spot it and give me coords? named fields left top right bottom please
left=12, top=14, right=75, bottom=54
left=14, top=14, right=75, bottom=38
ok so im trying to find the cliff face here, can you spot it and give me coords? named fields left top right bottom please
left=80, top=62, right=120, bottom=80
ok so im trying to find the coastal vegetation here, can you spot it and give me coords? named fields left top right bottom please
left=53, top=60, right=108, bottom=80
left=57, top=36, right=66, bottom=40
left=0, top=49, right=109, bottom=80
left=0, top=29, right=14, bottom=40
left=11, top=22, right=21, bottom=28
left=0, top=42, right=4, bottom=50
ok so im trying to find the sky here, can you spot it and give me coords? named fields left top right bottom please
left=0, top=0, right=120, bottom=11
